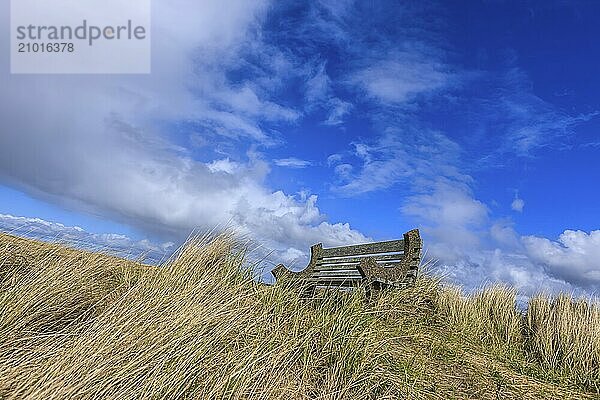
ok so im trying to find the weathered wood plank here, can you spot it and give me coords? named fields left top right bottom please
left=315, top=282, right=362, bottom=290
left=314, top=265, right=360, bottom=273
left=312, top=271, right=363, bottom=279
left=312, top=280, right=362, bottom=286
left=320, top=239, right=404, bottom=258
left=307, top=275, right=363, bottom=282
left=309, top=283, right=363, bottom=290
left=313, top=267, right=362, bottom=274
left=317, top=253, right=404, bottom=265
left=375, top=261, right=404, bottom=269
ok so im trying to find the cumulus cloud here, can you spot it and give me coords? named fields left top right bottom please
left=432, top=248, right=579, bottom=299
left=399, top=179, right=596, bottom=296
left=490, top=220, right=522, bottom=249
left=511, top=195, right=525, bottom=212
left=396, top=173, right=592, bottom=295
left=523, top=230, right=600, bottom=289
left=403, top=186, right=585, bottom=296
left=403, top=180, right=488, bottom=260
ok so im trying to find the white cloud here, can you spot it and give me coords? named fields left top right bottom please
left=490, top=220, right=522, bottom=250
left=206, top=158, right=241, bottom=174
left=330, top=130, right=465, bottom=196
left=351, top=56, right=452, bottom=105
left=305, top=62, right=353, bottom=125
left=305, top=63, right=331, bottom=103
left=330, top=135, right=411, bottom=194
left=523, top=230, right=600, bottom=289
left=327, top=154, right=343, bottom=165
left=511, top=196, right=525, bottom=212
left=472, top=68, right=597, bottom=162
left=403, top=180, right=489, bottom=263
left=273, top=158, right=313, bottom=168
left=405, top=187, right=586, bottom=297
left=323, top=98, right=353, bottom=126
left=431, top=248, right=579, bottom=299
left=403, top=182, right=597, bottom=296
left=398, top=177, right=594, bottom=296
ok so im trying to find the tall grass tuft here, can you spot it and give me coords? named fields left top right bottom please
left=436, top=284, right=522, bottom=348
left=526, top=294, right=600, bottom=389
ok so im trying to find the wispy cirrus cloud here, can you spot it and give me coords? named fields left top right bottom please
left=329, top=128, right=465, bottom=196
left=350, top=56, right=454, bottom=105
left=305, top=63, right=353, bottom=126
left=304, top=62, right=353, bottom=126
left=468, top=68, right=598, bottom=163
left=273, top=158, right=313, bottom=168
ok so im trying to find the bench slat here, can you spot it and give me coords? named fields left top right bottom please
left=307, top=274, right=362, bottom=281
left=321, top=239, right=404, bottom=258
left=310, top=271, right=362, bottom=279
left=307, top=279, right=363, bottom=287
left=318, top=253, right=404, bottom=265
left=315, top=282, right=362, bottom=290
left=376, top=261, right=405, bottom=269
left=314, top=268, right=359, bottom=275
left=315, top=263, right=360, bottom=271
left=311, top=278, right=363, bottom=284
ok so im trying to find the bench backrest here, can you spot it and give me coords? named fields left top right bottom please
left=309, top=239, right=405, bottom=289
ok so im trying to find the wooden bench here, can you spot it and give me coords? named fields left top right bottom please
left=272, top=229, right=422, bottom=293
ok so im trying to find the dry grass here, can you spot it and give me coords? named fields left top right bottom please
left=0, top=232, right=598, bottom=399
left=437, top=284, right=522, bottom=347
left=525, top=294, right=600, bottom=391
left=436, top=284, right=600, bottom=393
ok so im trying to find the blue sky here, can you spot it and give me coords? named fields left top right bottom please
left=1, top=0, right=599, bottom=296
